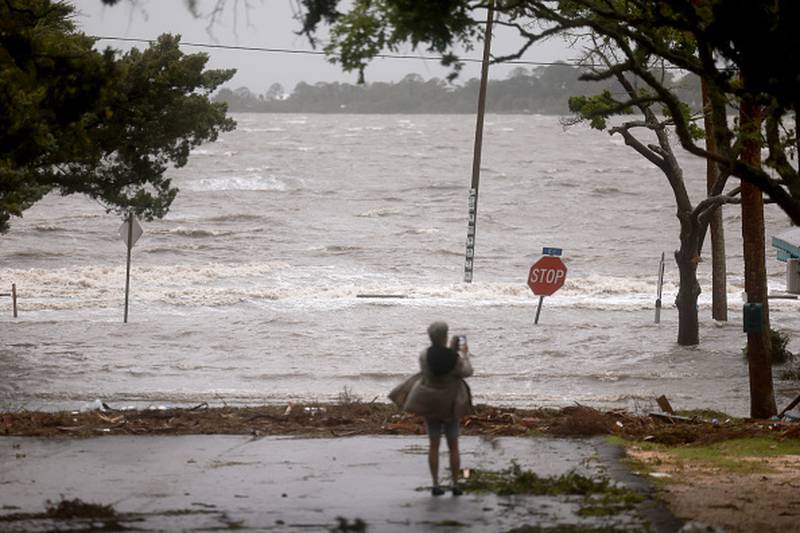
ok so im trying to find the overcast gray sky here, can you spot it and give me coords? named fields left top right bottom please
left=71, top=0, right=578, bottom=94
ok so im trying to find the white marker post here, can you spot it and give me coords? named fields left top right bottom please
left=463, top=2, right=494, bottom=283
left=655, top=252, right=665, bottom=324
left=119, top=212, right=143, bottom=323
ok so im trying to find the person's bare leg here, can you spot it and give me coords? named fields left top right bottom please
left=446, top=434, right=460, bottom=488
left=429, top=434, right=441, bottom=491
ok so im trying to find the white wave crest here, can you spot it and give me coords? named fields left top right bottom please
left=187, top=175, right=289, bottom=192
left=240, top=127, right=285, bottom=133
left=164, top=227, right=230, bottom=238
left=0, top=265, right=792, bottom=313
left=403, top=228, right=439, bottom=235
left=32, top=224, right=66, bottom=232
left=357, top=207, right=400, bottom=218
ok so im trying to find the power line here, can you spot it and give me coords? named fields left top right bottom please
left=90, top=35, right=591, bottom=68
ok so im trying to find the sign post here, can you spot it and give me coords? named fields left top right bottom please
left=527, top=248, right=567, bottom=324
left=119, top=212, right=143, bottom=323
left=655, top=252, right=665, bottom=324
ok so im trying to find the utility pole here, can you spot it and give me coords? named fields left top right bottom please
left=463, top=1, right=494, bottom=283
left=702, top=79, right=728, bottom=321
left=740, top=94, right=777, bottom=418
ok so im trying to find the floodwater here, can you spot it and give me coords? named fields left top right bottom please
left=1, top=114, right=797, bottom=415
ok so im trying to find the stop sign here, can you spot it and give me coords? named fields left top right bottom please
left=528, top=256, right=568, bottom=296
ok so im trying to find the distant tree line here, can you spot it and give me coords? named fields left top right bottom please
left=214, top=64, right=701, bottom=114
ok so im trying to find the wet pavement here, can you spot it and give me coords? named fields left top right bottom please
left=0, top=435, right=681, bottom=532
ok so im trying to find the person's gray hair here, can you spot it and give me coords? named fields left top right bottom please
left=427, top=321, right=449, bottom=346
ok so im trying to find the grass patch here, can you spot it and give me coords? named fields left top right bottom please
left=616, top=436, right=800, bottom=475
left=670, top=437, right=800, bottom=472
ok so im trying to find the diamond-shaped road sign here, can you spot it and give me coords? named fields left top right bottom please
left=119, top=216, right=143, bottom=248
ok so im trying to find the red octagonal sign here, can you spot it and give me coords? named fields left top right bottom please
left=528, top=256, right=568, bottom=296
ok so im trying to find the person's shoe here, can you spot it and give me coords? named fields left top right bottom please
left=451, top=485, right=463, bottom=496
left=431, top=486, right=445, bottom=496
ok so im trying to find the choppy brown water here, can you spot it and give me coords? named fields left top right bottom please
left=1, top=114, right=798, bottom=414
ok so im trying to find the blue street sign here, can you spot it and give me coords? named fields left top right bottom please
left=542, top=247, right=562, bottom=256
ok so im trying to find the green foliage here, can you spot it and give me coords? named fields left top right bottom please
left=0, top=0, right=236, bottom=233
left=567, top=92, right=628, bottom=130
left=325, top=2, right=390, bottom=83
left=781, top=366, right=800, bottom=381
left=462, top=461, right=638, bottom=499
left=306, top=0, right=477, bottom=82
left=742, top=329, right=794, bottom=366
left=769, top=329, right=795, bottom=365
left=462, top=461, right=643, bottom=520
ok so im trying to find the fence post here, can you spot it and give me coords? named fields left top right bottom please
left=11, top=283, right=17, bottom=318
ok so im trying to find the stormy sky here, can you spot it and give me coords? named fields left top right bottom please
left=70, top=0, right=578, bottom=94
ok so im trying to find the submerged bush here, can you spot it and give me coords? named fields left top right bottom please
left=770, top=329, right=795, bottom=365
left=742, top=328, right=794, bottom=366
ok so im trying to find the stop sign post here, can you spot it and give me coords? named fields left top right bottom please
left=528, top=252, right=568, bottom=324
left=119, top=212, right=144, bottom=324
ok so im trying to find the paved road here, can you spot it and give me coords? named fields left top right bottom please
left=0, top=435, right=681, bottom=532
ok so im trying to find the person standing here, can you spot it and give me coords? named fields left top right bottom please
left=390, top=321, right=474, bottom=496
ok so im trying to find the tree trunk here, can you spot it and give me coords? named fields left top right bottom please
left=675, top=219, right=701, bottom=346
left=740, top=96, right=777, bottom=419
left=675, top=253, right=700, bottom=345
left=702, top=79, right=728, bottom=321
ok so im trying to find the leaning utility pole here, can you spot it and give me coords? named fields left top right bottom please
left=702, top=79, right=728, bottom=321
left=463, top=1, right=494, bottom=283
left=740, top=94, right=777, bottom=418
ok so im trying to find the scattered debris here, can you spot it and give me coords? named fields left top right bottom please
left=330, top=516, right=367, bottom=532
left=45, top=497, right=117, bottom=519
left=1, top=401, right=797, bottom=444
left=778, top=392, right=800, bottom=418
left=461, top=461, right=643, bottom=519
left=656, top=395, right=675, bottom=415
left=648, top=412, right=701, bottom=424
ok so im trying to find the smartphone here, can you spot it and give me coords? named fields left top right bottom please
left=458, top=335, right=467, bottom=349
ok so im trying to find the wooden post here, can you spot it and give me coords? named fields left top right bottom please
left=702, top=79, right=728, bottom=321
left=463, top=1, right=494, bottom=283
left=124, top=212, right=133, bottom=324
left=534, top=295, right=544, bottom=324
left=740, top=94, right=777, bottom=418
left=11, top=283, right=17, bottom=318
